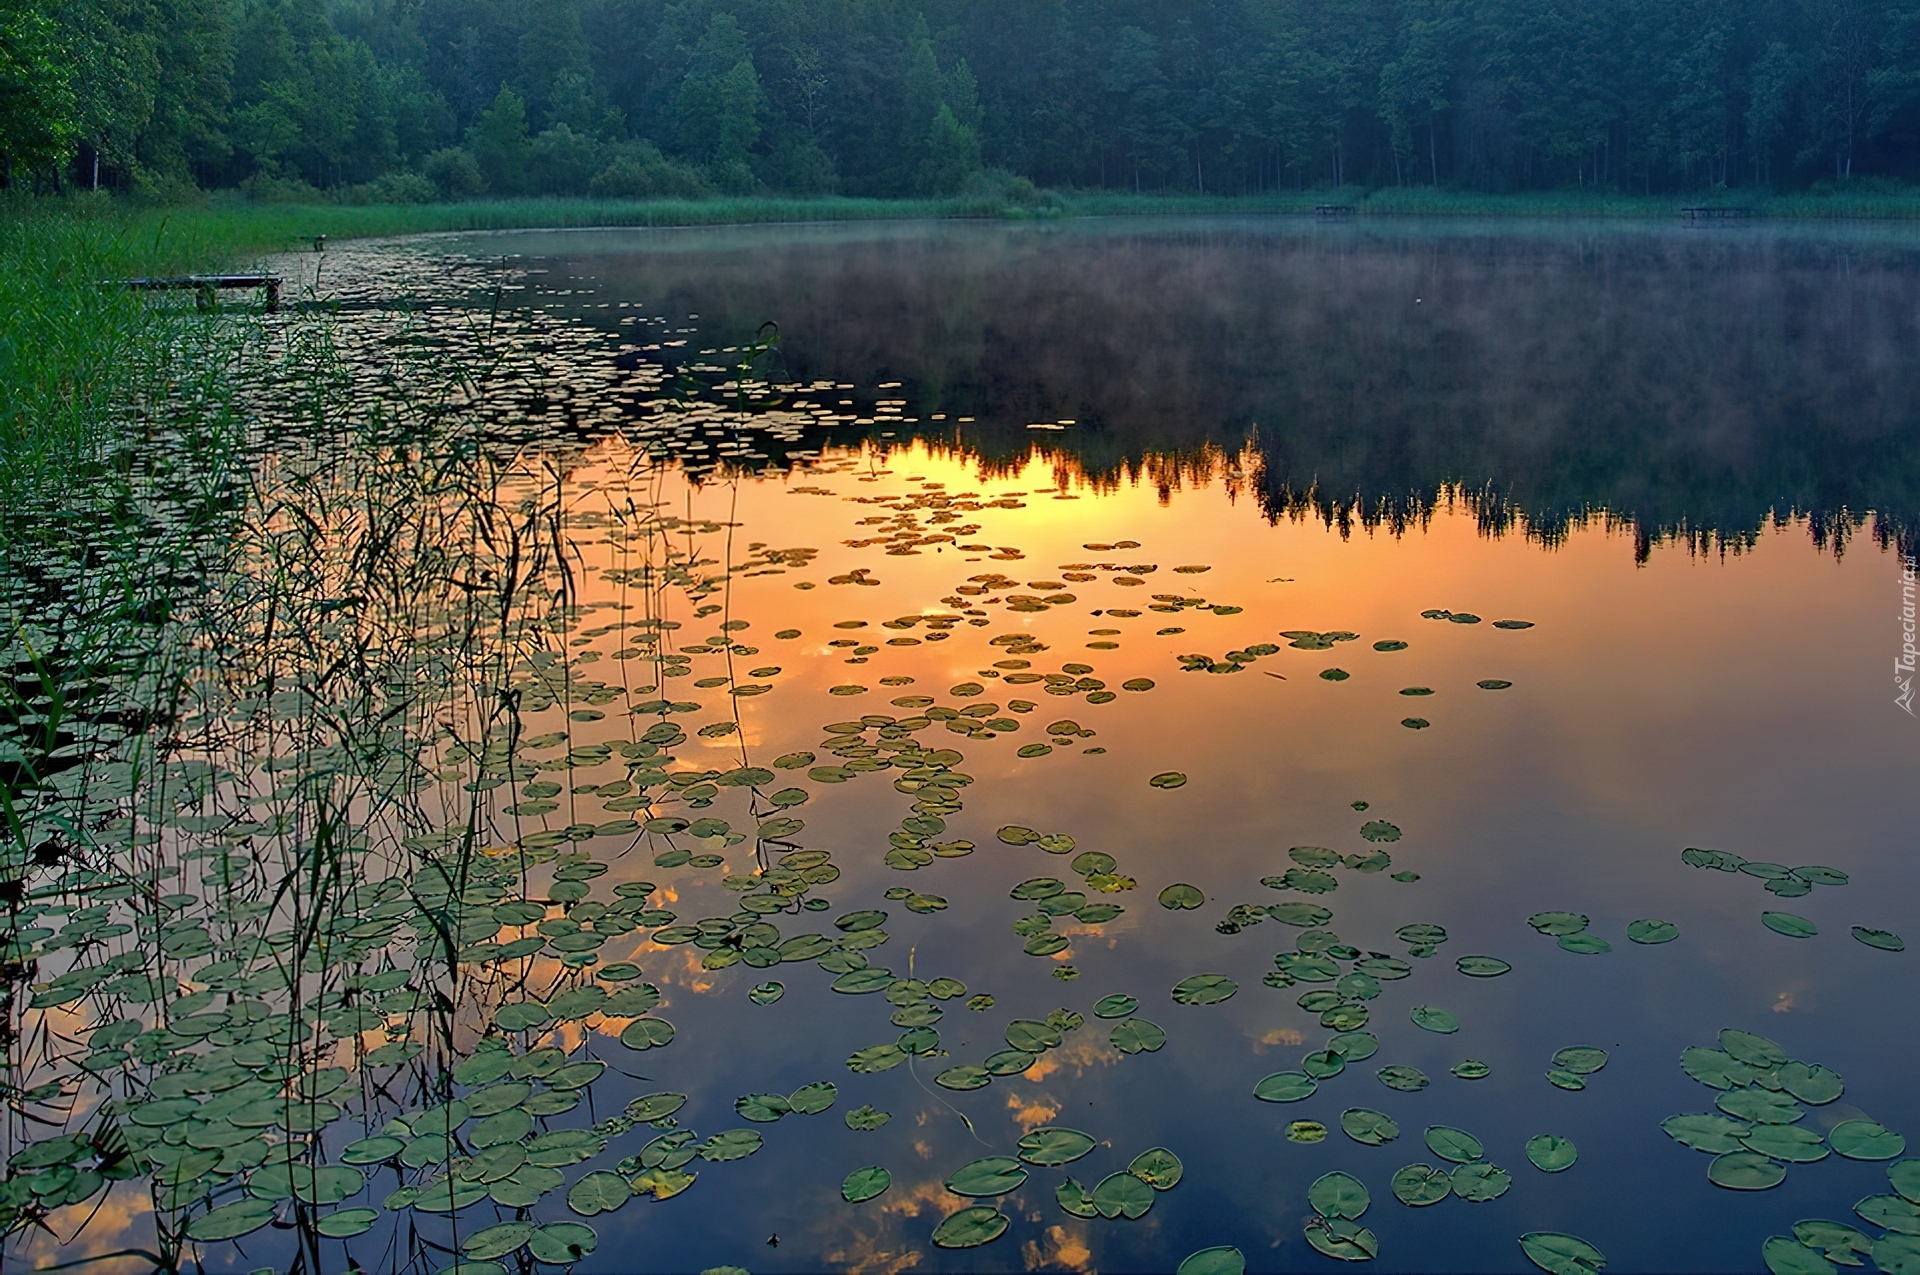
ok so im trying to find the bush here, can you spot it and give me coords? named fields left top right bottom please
left=238, top=172, right=323, bottom=203
left=528, top=124, right=600, bottom=196
left=961, top=167, right=1039, bottom=206
left=353, top=171, right=438, bottom=204
left=423, top=147, right=484, bottom=200
left=587, top=142, right=709, bottom=199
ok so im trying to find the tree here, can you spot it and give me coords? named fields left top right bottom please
left=918, top=102, right=979, bottom=192
left=0, top=2, right=77, bottom=182
left=465, top=83, right=530, bottom=192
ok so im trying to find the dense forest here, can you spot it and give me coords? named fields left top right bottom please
left=5, top=0, right=1920, bottom=199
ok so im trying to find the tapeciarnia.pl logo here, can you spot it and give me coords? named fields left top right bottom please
left=1900, top=556, right=1917, bottom=716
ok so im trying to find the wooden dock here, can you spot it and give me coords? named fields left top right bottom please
left=118, top=274, right=282, bottom=311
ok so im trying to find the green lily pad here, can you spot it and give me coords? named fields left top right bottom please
left=1452, top=1161, right=1513, bottom=1201
left=1741, top=1125, right=1830, bottom=1163
left=1627, top=919, right=1679, bottom=944
left=1452, top=1060, right=1491, bottom=1079
left=1309, top=1171, right=1370, bottom=1219
left=698, top=1130, right=764, bottom=1163
left=1094, top=994, right=1139, bottom=1018
left=946, top=1156, right=1027, bottom=1197
left=1853, top=927, right=1906, bottom=952
left=1858, top=1195, right=1920, bottom=1233
left=528, top=1222, right=598, bottom=1264
left=936, top=1065, right=991, bottom=1091
left=1547, top=1070, right=1586, bottom=1091
left=1682, top=1047, right=1754, bottom=1089
left=463, top=1221, right=537, bottom=1259
left=842, top=1166, right=891, bottom=1203
left=1890, top=1160, right=1920, bottom=1203
left=1520, top=1232, right=1607, bottom=1275
left=1129, top=1147, right=1183, bottom=1189
left=1341, top=1109, right=1400, bottom=1146
left=1410, top=1005, right=1459, bottom=1033
left=1330, top=1032, right=1380, bottom=1060
left=1762, top=1235, right=1843, bottom=1275
left=1778, top=1063, right=1845, bottom=1105
left=1112, top=1019, right=1166, bottom=1054
left=1306, top=1218, right=1379, bottom=1262
left=985, top=1050, right=1037, bottom=1076
left=1662, top=1113, right=1754, bottom=1153
left=1377, top=1066, right=1429, bottom=1092
left=341, top=1135, right=405, bottom=1165
left=1019, top=1128, right=1096, bottom=1166
left=1832, top=1121, right=1907, bottom=1160
left=1159, top=883, right=1205, bottom=909
left=925, top=1205, right=1006, bottom=1244
left=749, top=982, right=784, bottom=1005
left=1720, top=1029, right=1789, bottom=1067
left=1526, top=1135, right=1578, bottom=1172
left=1425, top=1126, right=1484, bottom=1163
left=1359, top=821, right=1401, bottom=842
left=618, top=1017, right=675, bottom=1050
left=567, top=1171, right=632, bottom=1217
left=1528, top=911, right=1589, bottom=936
left=788, top=1082, right=837, bottom=1114
left=185, top=1198, right=278, bottom=1241
left=1709, top=1151, right=1787, bottom=1190
left=1254, top=1072, right=1317, bottom=1103
left=1456, top=956, right=1511, bottom=977
left=1177, top=1246, right=1247, bottom=1275
left=845, top=1105, right=891, bottom=1131
left=1718, top=1088, right=1803, bottom=1124
left=1057, top=1177, right=1098, bottom=1218
left=1093, top=1171, right=1155, bottom=1219
left=1792, top=1220, right=1875, bottom=1265
left=1271, top=903, right=1335, bottom=927
left=1172, top=974, right=1238, bottom=1005
left=736, top=1093, right=792, bottom=1122
left=1558, top=933, right=1611, bottom=954
left=1763, top=911, right=1818, bottom=938
left=1391, top=1163, right=1452, bottom=1206
left=1553, top=1046, right=1608, bottom=1075
left=1149, top=772, right=1188, bottom=789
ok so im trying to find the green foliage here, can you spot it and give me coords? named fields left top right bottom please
left=0, top=2, right=78, bottom=179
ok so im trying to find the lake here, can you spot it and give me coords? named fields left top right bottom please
left=18, top=217, right=1920, bottom=1275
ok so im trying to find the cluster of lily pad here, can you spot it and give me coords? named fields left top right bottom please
left=1681, top=847, right=1903, bottom=949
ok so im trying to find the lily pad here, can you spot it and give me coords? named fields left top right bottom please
left=1254, top=1072, right=1317, bottom=1103
left=1853, top=927, right=1906, bottom=952
left=1452, top=1060, right=1491, bottom=1080
left=1159, top=883, right=1205, bottom=910
left=1741, top=1125, right=1831, bottom=1163
left=842, top=1166, right=891, bottom=1203
left=1425, top=1126, right=1485, bottom=1163
left=946, top=1156, right=1027, bottom=1197
left=845, top=1106, right=891, bottom=1131
left=1309, top=1171, right=1370, bottom=1220
left=935, top=1065, right=991, bottom=1091
left=1627, top=919, right=1679, bottom=944
left=1306, top=1218, right=1379, bottom=1262
left=463, top=1221, right=537, bottom=1259
left=1762, top=1235, right=1843, bottom=1275
left=1520, top=1232, right=1607, bottom=1275
left=529, top=1223, right=598, bottom=1264
left=1528, top=911, right=1589, bottom=936
left=1792, top=1220, right=1875, bottom=1265
left=1709, top=1151, right=1788, bottom=1190
left=1778, top=1063, right=1845, bottom=1105
left=1129, top=1147, right=1183, bottom=1189
left=1718, top=1088, right=1803, bottom=1125
left=1341, top=1109, right=1400, bottom=1146
left=1112, top=1019, right=1166, bottom=1054
left=749, top=982, right=784, bottom=1005
left=186, top=1198, right=278, bottom=1241
left=1149, top=772, right=1188, bottom=789
left=1456, top=956, right=1511, bottom=977
left=1359, top=821, right=1401, bottom=843
left=1378, top=1066, right=1429, bottom=1093
left=1527, top=1135, right=1578, bottom=1173
left=1172, top=974, right=1238, bottom=1005
left=1662, top=1113, right=1754, bottom=1154
left=1553, top=1046, right=1608, bottom=1075
left=1890, top=1160, right=1920, bottom=1203
left=1177, top=1246, right=1247, bottom=1275
left=567, top=1171, right=631, bottom=1217
left=1094, top=994, right=1139, bottom=1018
left=1558, top=933, right=1611, bottom=954
left=1410, top=1006, right=1459, bottom=1034
left=1391, top=1163, right=1453, bottom=1206
left=1763, top=912, right=1818, bottom=938
left=1093, top=1171, right=1155, bottom=1219
left=1832, top=1121, right=1907, bottom=1160
left=1452, top=1161, right=1513, bottom=1202
left=1019, top=1128, right=1096, bottom=1166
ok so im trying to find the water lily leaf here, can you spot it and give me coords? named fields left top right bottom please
left=1094, top=994, right=1138, bottom=1019
left=185, top=1198, right=278, bottom=1241
left=1762, top=1236, right=1840, bottom=1275
left=1712, top=1151, right=1789, bottom=1191
left=1149, top=772, right=1188, bottom=789
left=528, top=1222, right=597, bottom=1263
left=1129, top=1147, right=1183, bottom=1189
left=1718, top=1088, right=1803, bottom=1124
left=1019, top=1128, right=1096, bottom=1166
left=1330, top=1033, right=1379, bottom=1060
left=1410, top=1006, right=1459, bottom=1033
left=1763, top=912, right=1818, bottom=938
left=463, top=1221, right=537, bottom=1259
left=1377, top=1066, right=1429, bottom=1092
left=1452, top=1161, right=1512, bottom=1201
left=842, top=1166, right=890, bottom=1203
left=1558, top=933, right=1611, bottom=954
left=1852, top=927, right=1905, bottom=952
left=1255, top=1072, right=1317, bottom=1103
left=934, top=1065, right=989, bottom=1093
left=787, top=1082, right=837, bottom=1114
left=1112, top=1019, right=1166, bottom=1054
left=1159, top=883, right=1205, bottom=909
left=618, top=1018, right=675, bottom=1050
left=946, top=1156, right=1027, bottom=1197
left=846, top=1105, right=891, bottom=1131
left=933, top=1205, right=1009, bottom=1248
left=1172, top=974, right=1238, bottom=1005
left=1341, top=1109, right=1400, bottom=1146
left=1527, top=1135, right=1578, bottom=1172
left=1528, top=912, right=1589, bottom=936
left=1452, top=1060, right=1491, bottom=1079
left=1778, top=1063, right=1845, bottom=1105
left=1425, top=1127, right=1484, bottom=1163
left=1520, top=1232, right=1607, bottom=1275
left=847, top=1044, right=908, bottom=1073
left=1832, top=1121, right=1907, bottom=1160
left=1682, top=1047, right=1754, bottom=1090
left=1553, top=1046, right=1608, bottom=1075
left=566, top=1171, right=631, bottom=1217
left=1627, top=919, right=1680, bottom=944
left=1792, top=1219, right=1874, bottom=1266
left=1890, top=1161, right=1920, bottom=1204
left=1304, top=1049, right=1348, bottom=1079
left=1391, top=1163, right=1452, bottom=1206
left=1306, top=1218, right=1379, bottom=1262
left=1742, top=1125, right=1830, bottom=1163
left=1858, top=1195, right=1920, bottom=1233
left=1720, top=1029, right=1788, bottom=1066
left=342, top=1135, right=405, bottom=1165
left=1456, top=956, right=1511, bottom=977
left=1177, top=1246, right=1247, bottom=1275
left=1057, top=1177, right=1098, bottom=1218
left=1663, top=1113, right=1754, bottom=1153
left=1309, top=1171, right=1370, bottom=1219
left=1547, top=1070, right=1586, bottom=1091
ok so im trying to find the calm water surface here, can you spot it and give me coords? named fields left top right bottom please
left=31, top=218, right=1920, bottom=1275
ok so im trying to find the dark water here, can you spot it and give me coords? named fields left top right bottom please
left=27, top=218, right=1920, bottom=1275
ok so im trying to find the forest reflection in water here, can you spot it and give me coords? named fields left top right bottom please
left=429, top=216, right=1920, bottom=558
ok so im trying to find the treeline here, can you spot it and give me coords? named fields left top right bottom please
left=6, top=0, right=1920, bottom=200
